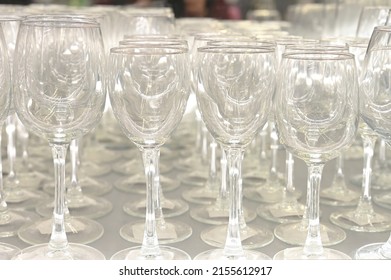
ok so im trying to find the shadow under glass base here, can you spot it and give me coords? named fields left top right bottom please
left=111, top=245, right=191, bottom=260
left=119, top=220, right=192, bottom=245
left=194, top=248, right=271, bottom=260
left=273, top=247, right=351, bottom=260
left=13, top=243, right=106, bottom=260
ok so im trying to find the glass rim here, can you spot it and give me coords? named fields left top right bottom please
left=197, top=45, right=276, bottom=54
left=0, top=14, right=24, bottom=22
left=110, top=45, right=189, bottom=55
left=282, top=51, right=354, bottom=61
left=21, top=15, right=100, bottom=28
left=119, top=39, right=188, bottom=47
left=373, top=25, right=391, bottom=32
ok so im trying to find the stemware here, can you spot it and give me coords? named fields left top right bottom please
left=108, top=45, right=191, bottom=260
left=353, top=25, right=391, bottom=259
left=12, top=15, right=106, bottom=260
left=273, top=51, right=359, bottom=260
left=0, top=14, right=50, bottom=211
left=193, top=45, right=277, bottom=260
left=0, top=17, right=21, bottom=259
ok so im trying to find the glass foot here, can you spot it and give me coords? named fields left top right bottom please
left=355, top=242, right=391, bottom=259
left=72, top=162, right=112, bottom=178
left=201, top=223, right=274, bottom=249
left=0, top=209, right=39, bottom=238
left=194, top=248, right=271, bottom=260
left=350, top=173, right=391, bottom=191
left=320, top=185, right=361, bottom=207
left=182, top=187, right=219, bottom=205
left=111, top=246, right=191, bottom=260
left=18, top=216, right=104, bottom=245
left=36, top=196, right=113, bottom=219
left=190, top=205, right=256, bottom=225
left=274, top=221, right=346, bottom=246
left=256, top=200, right=305, bottom=224
left=115, top=174, right=181, bottom=194
left=82, top=146, right=122, bottom=164
left=123, top=198, right=189, bottom=218
left=0, top=242, right=20, bottom=260
left=113, top=159, right=172, bottom=175
left=119, top=220, right=192, bottom=245
left=274, top=247, right=351, bottom=260
left=243, top=184, right=301, bottom=204
left=43, top=176, right=113, bottom=196
left=5, top=189, right=50, bottom=210
left=330, top=208, right=391, bottom=232
left=179, top=170, right=208, bottom=187
left=374, top=192, right=391, bottom=210
left=13, top=243, right=106, bottom=260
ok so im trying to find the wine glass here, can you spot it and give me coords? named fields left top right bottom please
left=0, top=14, right=50, bottom=211
left=273, top=51, right=359, bottom=260
left=12, top=15, right=107, bottom=260
left=108, top=45, right=191, bottom=260
left=354, top=25, right=391, bottom=259
left=193, top=45, right=277, bottom=260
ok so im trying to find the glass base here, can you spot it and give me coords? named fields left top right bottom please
left=355, top=242, right=391, bottom=259
left=274, top=221, right=346, bottom=246
left=82, top=146, right=122, bottom=164
left=123, top=198, right=189, bottom=218
left=350, top=173, right=391, bottom=191
left=43, top=176, right=113, bottom=196
left=374, top=192, right=391, bottom=210
left=200, top=223, right=274, bottom=249
left=3, top=170, right=49, bottom=190
left=0, top=242, right=20, bottom=260
left=111, top=246, right=191, bottom=260
left=13, top=243, right=106, bottom=260
left=70, top=162, right=111, bottom=178
left=274, top=247, right=351, bottom=260
left=178, top=170, right=208, bottom=187
left=113, top=159, right=173, bottom=175
left=5, top=189, right=50, bottom=210
left=119, top=220, right=192, bottom=245
left=18, top=217, right=104, bottom=245
left=256, top=200, right=305, bottom=224
left=243, top=184, right=301, bottom=204
left=190, top=205, right=256, bottom=225
left=115, top=174, right=181, bottom=194
left=182, top=187, right=219, bottom=205
left=0, top=209, right=39, bottom=238
left=36, top=196, right=113, bottom=219
left=330, top=208, right=391, bottom=232
left=320, top=185, right=361, bottom=207
left=242, top=171, right=267, bottom=187
left=174, top=157, right=207, bottom=173
left=194, top=248, right=271, bottom=260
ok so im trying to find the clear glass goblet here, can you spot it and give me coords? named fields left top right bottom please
left=193, top=45, right=277, bottom=260
left=273, top=51, right=359, bottom=260
left=354, top=25, right=391, bottom=259
left=108, top=45, right=191, bottom=260
left=12, top=15, right=107, bottom=260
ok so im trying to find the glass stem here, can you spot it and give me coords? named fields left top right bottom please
left=49, top=143, right=69, bottom=250
left=154, top=149, right=166, bottom=225
left=201, top=123, right=209, bottom=164
left=5, top=113, right=18, bottom=189
left=206, top=137, right=218, bottom=192
left=268, top=121, right=280, bottom=184
left=259, top=124, right=269, bottom=161
left=0, top=124, right=9, bottom=215
left=140, top=147, right=161, bottom=257
left=68, top=138, right=83, bottom=199
left=357, top=134, right=377, bottom=212
left=285, top=151, right=296, bottom=201
left=215, top=147, right=228, bottom=209
left=223, top=148, right=244, bottom=258
left=303, top=163, right=324, bottom=257
left=17, top=119, right=30, bottom=169
left=333, top=154, right=347, bottom=190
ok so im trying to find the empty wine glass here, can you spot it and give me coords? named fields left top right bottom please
left=12, top=15, right=107, bottom=260
left=108, top=45, right=191, bottom=260
left=273, top=51, right=359, bottom=260
left=193, top=45, right=277, bottom=260
left=353, top=25, right=391, bottom=259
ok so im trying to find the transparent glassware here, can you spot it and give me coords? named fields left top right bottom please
left=337, top=28, right=391, bottom=258
left=12, top=15, right=107, bottom=260
left=0, top=16, right=40, bottom=237
left=193, top=45, right=276, bottom=260
left=0, top=242, right=19, bottom=260
left=0, top=14, right=49, bottom=211
left=273, top=52, right=359, bottom=260
left=108, top=44, right=191, bottom=260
